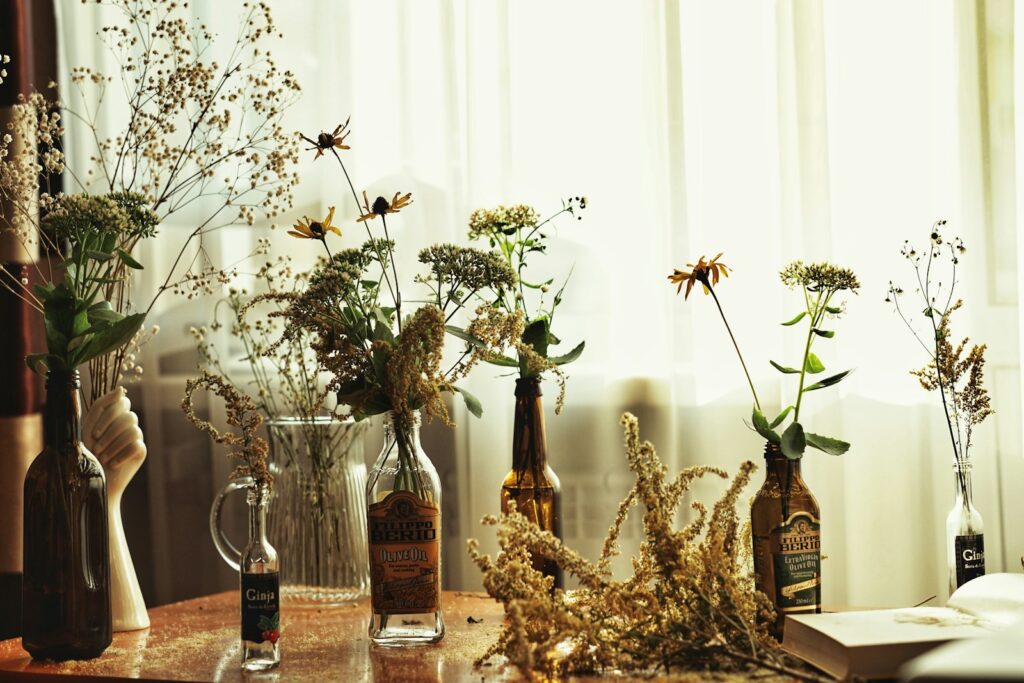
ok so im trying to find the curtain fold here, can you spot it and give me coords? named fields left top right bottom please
left=56, top=0, right=1023, bottom=607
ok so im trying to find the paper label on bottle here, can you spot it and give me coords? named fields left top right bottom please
left=241, top=572, right=280, bottom=644
left=770, top=512, right=821, bottom=613
left=954, top=534, right=985, bottom=587
left=368, top=491, right=441, bottom=614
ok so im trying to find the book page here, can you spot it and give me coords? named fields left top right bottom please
left=947, top=573, right=1024, bottom=627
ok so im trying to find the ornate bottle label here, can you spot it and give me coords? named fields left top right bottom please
left=241, top=572, right=280, bottom=644
left=368, top=490, right=441, bottom=614
left=770, top=512, right=821, bottom=613
left=954, top=534, right=985, bottom=587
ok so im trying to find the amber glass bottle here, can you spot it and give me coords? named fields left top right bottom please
left=500, top=377, right=563, bottom=589
left=22, top=370, right=112, bottom=660
left=751, top=441, right=820, bottom=639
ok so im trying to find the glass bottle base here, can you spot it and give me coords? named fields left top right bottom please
left=242, top=641, right=280, bottom=671
left=369, top=611, right=444, bottom=646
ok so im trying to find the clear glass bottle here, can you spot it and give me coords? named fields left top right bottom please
left=751, top=441, right=821, bottom=639
left=240, top=483, right=280, bottom=671
left=22, top=369, right=112, bottom=660
left=946, top=460, right=985, bottom=596
left=500, top=377, right=563, bottom=589
left=366, top=411, right=444, bottom=646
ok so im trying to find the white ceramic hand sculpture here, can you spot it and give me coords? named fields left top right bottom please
left=83, top=386, right=150, bottom=631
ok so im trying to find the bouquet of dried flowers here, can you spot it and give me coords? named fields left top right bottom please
left=463, top=200, right=586, bottom=411
left=259, top=120, right=521, bottom=496
left=0, top=0, right=299, bottom=404
left=669, top=255, right=859, bottom=459
left=886, top=222, right=992, bottom=492
left=469, top=413, right=824, bottom=681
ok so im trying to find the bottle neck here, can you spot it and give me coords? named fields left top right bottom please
left=953, top=462, right=974, bottom=503
left=763, top=442, right=800, bottom=479
left=384, top=410, right=422, bottom=451
left=512, top=377, right=547, bottom=471
left=247, top=485, right=270, bottom=546
left=44, top=369, right=82, bottom=447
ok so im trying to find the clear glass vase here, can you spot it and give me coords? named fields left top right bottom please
left=366, top=410, right=444, bottom=645
left=267, top=417, right=370, bottom=604
left=212, top=416, right=370, bottom=606
left=946, top=460, right=985, bottom=596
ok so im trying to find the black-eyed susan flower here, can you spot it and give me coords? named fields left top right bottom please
left=288, top=207, right=340, bottom=241
left=300, top=119, right=352, bottom=160
left=668, top=253, right=730, bottom=299
left=357, top=190, right=413, bottom=222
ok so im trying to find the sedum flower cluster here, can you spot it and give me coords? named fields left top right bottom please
left=469, top=413, right=820, bottom=681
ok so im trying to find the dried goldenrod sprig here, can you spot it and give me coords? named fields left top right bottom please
left=469, top=413, right=826, bottom=682
left=181, top=370, right=271, bottom=488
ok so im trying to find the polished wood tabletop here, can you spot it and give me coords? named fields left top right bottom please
left=0, top=590, right=520, bottom=682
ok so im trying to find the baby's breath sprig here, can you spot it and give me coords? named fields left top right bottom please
left=469, top=413, right=825, bottom=682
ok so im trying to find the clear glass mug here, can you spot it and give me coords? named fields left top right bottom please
left=211, top=416, right=371, bottom=605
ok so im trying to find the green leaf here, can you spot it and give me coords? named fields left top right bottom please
left=88, top=305, right=124, bottom=324
left=373, top=320, right=394, bottom=343
left=454, top=386, right=483, bottom=418
left=802, top=369, right=852, bottom=392
left=485, top=355, right=519, bottom=368
left=752, top=406, right=780, bottom=444
left=115, top=248, right=144, bottom=270
left=74, top=312, right=146, bottom=367
left=805, top=432, right=851, bottom=455
left=825, top=305, right=843, bottom=314
left=781, top=311, right=807, bottom=326
left=445, top=325, right=485, bottom=349
left=770, top=405, right=794, bottom=429
left=520, top=277, right=554, bottom=290
left=804, top=352, right=825, bottom=374
left=780, top=421, right=806, bottom=460
left=812, top=328, right=835, bottom=338
left=521, top=318, right=550, bottom=358
left=550, top=340, right=585, bottom=366
left=769, top=360, right=801, bottom=374
left=85, top=249, right=113, bottom=262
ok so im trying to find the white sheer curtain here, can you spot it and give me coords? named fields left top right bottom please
left=57, top=0, right=1024, bottom=608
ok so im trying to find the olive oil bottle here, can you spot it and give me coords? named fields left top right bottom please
left=751, top=441, right=821, bottom=639
left=366, top=411, right=444, bottom=645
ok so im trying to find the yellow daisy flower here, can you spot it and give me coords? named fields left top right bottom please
left=288, top=207, right=341, bottom=240
left=668, top=252, right=730, bottom=299
left=357, top=191, right=413, bottom=222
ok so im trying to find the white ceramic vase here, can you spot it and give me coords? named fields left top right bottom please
left=83, top=387, right=150, bottom=632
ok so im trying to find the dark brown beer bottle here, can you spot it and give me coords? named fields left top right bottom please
left=22, top=369, right=112, bottom=660
left=500, top=377, right=563, bottom=589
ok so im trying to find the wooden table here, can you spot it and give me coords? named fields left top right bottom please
left=0, top=591, right=521, bottom=682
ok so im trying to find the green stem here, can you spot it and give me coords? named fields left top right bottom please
left=793, top=289, right=823, bottom=423
left=707, top=285, right=761, bottom=412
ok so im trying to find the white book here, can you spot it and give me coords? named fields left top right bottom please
left=782, top=573, right=1024, bottom=681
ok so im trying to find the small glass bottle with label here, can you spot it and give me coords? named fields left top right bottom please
left=946, top=460, right=984, bottom=595
left=751, top=441, right=821, bottom=639
left=366, top=411, right=444, bottom=645
left=240, top=482, right=280, bottom=671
